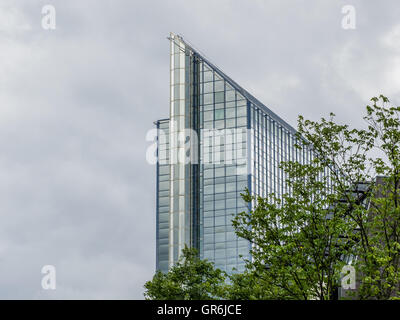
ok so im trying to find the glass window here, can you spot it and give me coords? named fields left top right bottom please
left=237, top=180, right=248, bottom=191
left=204, top=234, right=214, bottom=244
left=226, top=118, right=236, bottom=128
left=215, top=120, right=224, bottom=129
left=204, top=169, right=213, bottom=179
left=203, top=63, right=211, bottom=72
left=204, top=104, right=213, bottom=112
left=226, top=108, right=235, bottom=118
left=159, top=191, right=169, bottom=198
left=215, top=233, right=225, bottom=242
left=159, top=197, right=169, bottom=206
left=204, top=81, right=213, bottom=93
left=204, top=185, right=214, bottom=194
left=174, top=54, right=180, bottom=67
left=159, top=173, right=169, bottom=181
left=215, top=237, right=226, bottom=247
left=215, top=80, right=224, bottom=92
left=227, top=248, right=237, bottom=258
left=226, top=101, right=235, bottom=109
left=237, top=117, right=247, bottom=127
left=159, top=181, right=169, bottom=189
left=159, top=229, right=168, bottom=238
left=215, top=184, right=225, bottom=193
left=204, top=217, right=214, bottom=227
left=203, top=121, right=213, bottom=129
left=215, top=177, right=225, bottom=184
left=237, top=106, right=246, bottom=117
left=215, top=249, right=226, bottom=258
left=204, top=93, right=213, bottom=105
left=227, top=232, right=236, bottom=241
left=226, top=90, right=235, bottom=101
left=215, top=193, right=225, bottom=201
left=204, top=110, right=213, bottom=121
left=215, top=91, right=224, bottom=104
left=173, top=69, right=180, bottom=84
left=215, top=109, right=225, bottom=120
left=226, top=182, right=236, bottom=192
left=237, top=92, right=245, bottom=100
left=159, top=166, right=169, bottom=175
left=226, top=198, right=236, bottom=208
left=215, top=200, right=225, bottom=210
left=215, top=167, right=225, bottom=177
left=203, top=71, right=213, bottom=82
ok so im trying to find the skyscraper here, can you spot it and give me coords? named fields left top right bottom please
left=155, top=33, right=313, bottom=273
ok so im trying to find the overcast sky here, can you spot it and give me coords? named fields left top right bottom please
left=0, top=0, right=399, bottom=299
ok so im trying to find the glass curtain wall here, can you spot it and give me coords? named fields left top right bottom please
left=198, top=61, right=250, bottom=273
left=156, top=119, right=170, bottom=273
left=156, top=33, right=317, bottom=274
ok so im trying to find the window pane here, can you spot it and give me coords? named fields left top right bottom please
left=215, top=184, right=225, bottom=193
left=226, top=118, right=236, bottom=128
left=215, top=167, right=225, bottom=177
left=215, top=120, right=224, bottom=129
left=215, top=91, right=224, bottom=104
left=226, top=108, right=235, bottom=118
left=237, top=106, right=246, bottom=117
left=204, top=82, right=213, bottom=93
left=204, top=93, right=213, bottom=105
left=215, top=109, right=225, bottom=120
left=204, top=110, right=213, bottom=121
left=237, top=117, right=247, bottom=127
left=226, top=101, right=235, bottom=108
left=203, top=71, right=213, bottom=82
left=215, top=80, right=224, bottom=92
left=226, top=90, right=235, bottom=101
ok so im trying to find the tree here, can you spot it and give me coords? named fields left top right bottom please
left=232, top=164, right=356, bottom=299
left=144, top=246, right=226, bottom=300
left=295, top=95, right=400, bottom=299
left=225, top=269, right=291, bottom=300
left=233, top=95, right=400, bottom=299
left=352, top=98, right=400, bottom=299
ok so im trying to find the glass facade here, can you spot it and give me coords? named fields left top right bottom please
left=198, top=61, right=249, bottom=273
left=249, top=105, right=315, bottom=200
left=155, top=33, right=311, bottom=273
left=155, top=119, right=170, bottom=272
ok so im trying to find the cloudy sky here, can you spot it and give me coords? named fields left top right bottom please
left=0, top=0, right=399, bottom=299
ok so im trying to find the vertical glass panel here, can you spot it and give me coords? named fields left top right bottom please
left=226, top=90, right=235, bottom=102
left=215, top=109, right=225, bottom=120
left=215, top=80, right=224, bottom=92
left=204, top=81, right=213, bottom=93
left=204, top=93, right=213, bottom=105
left=203, top=71, right=213, bottom=82
left=215, top=91, right=224, bottom=104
